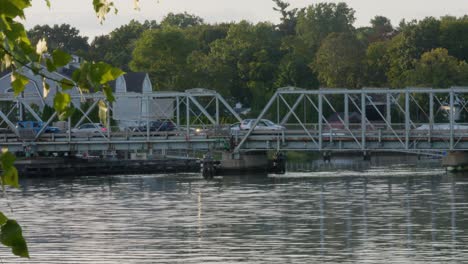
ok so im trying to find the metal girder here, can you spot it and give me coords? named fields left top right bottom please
left=72, top=100, right=99, bottom=129
left=0, top=109, right=20, bottom=138
left=280, top=94, right=305, bottom=125
left=19, top=100, right=42, bottom=122
left=188, top=95, right=216, bottom=125
left=34, top=111, right=58, bottom=140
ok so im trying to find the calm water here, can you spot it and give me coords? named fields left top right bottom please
left=1, top=166, right=468, bottom=263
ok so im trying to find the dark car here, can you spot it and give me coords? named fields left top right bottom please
left=133, top=120, right=176, bottom=132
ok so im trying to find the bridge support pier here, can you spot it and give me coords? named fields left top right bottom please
left=442, top=152, right=468, bottom=172
left=220, top=151, right=269, bottom=174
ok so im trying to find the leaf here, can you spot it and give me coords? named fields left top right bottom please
left=10, top=72, right=29, bottom=96
left=42, top=78, right=50, bottom=98
left=1, top=150, right=19, bottom=189
left=0, top=212, right=8, bottom=226
left=58, top=107, right=74, bottom=121
left=53, top=92, right=71, bottom=113
left=2, top=167, right=19, bottom=188
left=51, top=49, right=71, bottom=68
left=45, top=58, right=56, bottom=72
left=0, top=0, right=31, bottom=19
left=95, top=62, right=124, bottom=84
left=0, top=151, right=16, bottom=171
left=71, top=68, right=81, bottom=83
left=102, top=84, right=115, bottom=102
left=93, top=0, right=115, bottom=23
left=98, top=100, right=108, bottom=125
left=1, top=220, right=29, bottom=258
left=44, top=0, right=50, bottom=8
left=60, top=79, right=75, bottom=90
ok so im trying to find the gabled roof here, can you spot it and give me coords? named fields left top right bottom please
left=58, top=65, right=80, bottom=79
left=124, top=72, right=147, bottom=93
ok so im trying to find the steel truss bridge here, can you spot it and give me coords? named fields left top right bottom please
left=1, top=87, right=468, bottom=156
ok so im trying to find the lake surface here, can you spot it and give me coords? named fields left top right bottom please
left=0, top=165, right=467, bottom=263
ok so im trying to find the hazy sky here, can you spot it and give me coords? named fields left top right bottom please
left=24, top=0, right=468, bottom=39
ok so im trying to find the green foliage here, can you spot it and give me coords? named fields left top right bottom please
left=53, top=92, right=71, bottom=113
left=273, top=0, right=300, bottom=36
left=11, top=72, right=29, bottom=96
left=130, top=27, right=198, bottom=90
left=88, top=19, right=156, bottom=70
left=295, top=2, right=355, bottom=53
left=161, top=12, right=204, bottom=28
left=27, top=24, right=89, bottom=54
left=439, top=16, right=468, bottom=61
left=0, top=150, right=28, bottom=258
left=41, top=104, right=55, bottom=121
left=314, top=32, right=365, bottom=88
left=364, top=41, right=390, bottom=86
left=0, top=0, right=130, bottom=259
left=406, top=48, right=468, bottom=87
left=45, top=49, right=72, bottom=72
left=1, top=220, right=29, bottom=258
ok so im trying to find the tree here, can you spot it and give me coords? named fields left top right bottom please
left=89, top=19, right=156, bottom=70
left=275, top=52, right=319, bottom=88
left=196, top=21, right=283, bottom=108
left=314, top=32, right=365, bottom=88
left=364, top=41, right=390, bottom=86
left=439, top=16, right=468, bottom=61
left=130, top=27, right=198, bottom=90
left=161, top=12, right=204, bottom=28
left=406, top=48, right=468, bottom=87
left=28, top=24, right=89, bottom=55
left=386, top=17, right=441, bottom=87
left=295, top=2, right=356, bottom=53
left=273, top=0, right=300, bottom=36
left=369, top=16, right=394, bottom=41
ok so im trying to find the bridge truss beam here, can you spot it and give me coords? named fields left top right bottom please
left=234, top=87, right=468, bottom=155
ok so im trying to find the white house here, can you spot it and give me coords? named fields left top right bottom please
left=112, top=72, right=175, bottom=129
left=0, top=55, right=175, bottom=127
left=0, top=55, right=82, bottom=111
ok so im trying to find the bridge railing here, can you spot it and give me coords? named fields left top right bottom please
left=0, top=89, right=241, bottom=146
left=234, top=87, right=468, bottom=153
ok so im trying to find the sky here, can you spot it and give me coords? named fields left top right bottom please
left=24, top=0, right=468, bottom=39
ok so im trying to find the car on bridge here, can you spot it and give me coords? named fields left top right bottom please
left=240, top=119, right=285, bottom=131
left=70, top=123, right=107, bottom=135
left=16, top=121, right=61, bottom=133
left=130, top=120, right=176, bottom=132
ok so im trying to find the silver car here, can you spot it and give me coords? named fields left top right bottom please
left=70, top=123, right=107, bottom=135
left=240, top=119, right=285, bottom=131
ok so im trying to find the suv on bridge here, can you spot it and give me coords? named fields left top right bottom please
left=131, top=120, right=176, bottom=132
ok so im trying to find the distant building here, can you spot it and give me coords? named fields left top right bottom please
left=0, top=55, right=175, bottom=128
left=111, top=73, right=175, bottom=129
left=0, top=55, right=82, bottom=110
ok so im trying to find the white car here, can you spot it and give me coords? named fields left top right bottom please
left=240, top=119, right=285, bottom=131
left=71, top=123, right=107, bottom=135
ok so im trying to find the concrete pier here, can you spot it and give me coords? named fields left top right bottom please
left=201, top=151, right=286, bottom=179
left=220, top=151, right=269, bottom=172
left=442, top=152, right=468, bottom=171
left=15, top=157, right=200, bottom=177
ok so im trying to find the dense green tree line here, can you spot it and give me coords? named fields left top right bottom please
left=27, top=1, right=468, bottom=110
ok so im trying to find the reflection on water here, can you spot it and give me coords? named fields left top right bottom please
left=0, top=167, right=467, bottom=263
